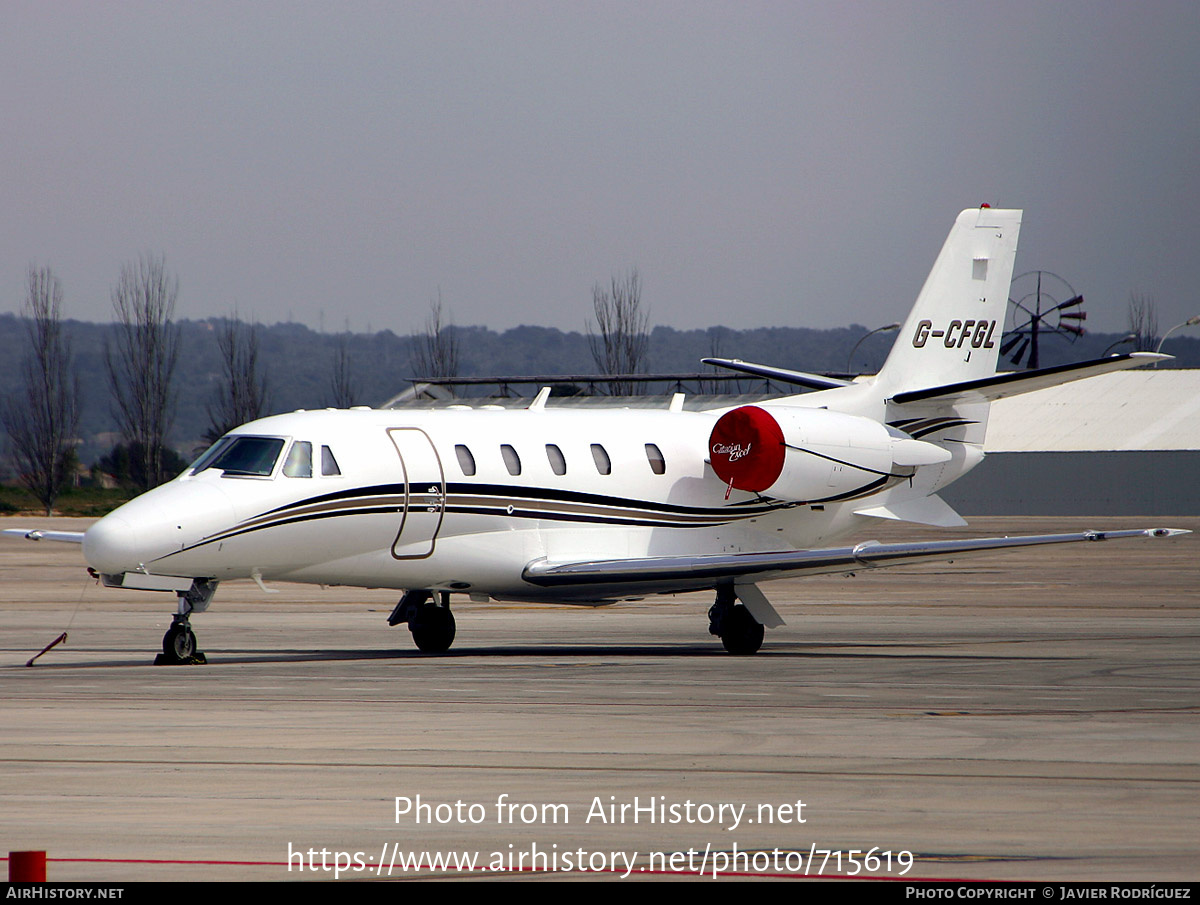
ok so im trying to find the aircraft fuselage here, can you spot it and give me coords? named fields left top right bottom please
left=83, top=405, right=876, bottom=603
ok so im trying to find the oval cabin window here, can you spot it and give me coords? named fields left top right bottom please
left=501, top=444, right=522, bottom=476
left=591, top=444, right=611, bottom=475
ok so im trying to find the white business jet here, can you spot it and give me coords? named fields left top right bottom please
left=5, top=207, right=1187, bottom=663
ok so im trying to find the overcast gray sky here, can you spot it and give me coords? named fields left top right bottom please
left=2, top=1, right=1198, bottom=337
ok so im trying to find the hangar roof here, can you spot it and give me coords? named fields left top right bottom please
left=985, top=370, right=1200, bottom=452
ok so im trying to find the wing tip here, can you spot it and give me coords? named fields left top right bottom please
left=1148, top=527, right=1191, bottom=538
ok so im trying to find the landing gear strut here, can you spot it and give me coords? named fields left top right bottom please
left=389, top=590, right=456, bottom=654
left=708, top=586, right=764, bottom=655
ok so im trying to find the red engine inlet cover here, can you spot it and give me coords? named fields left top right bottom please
left=708, top=405, right=786, bottom=492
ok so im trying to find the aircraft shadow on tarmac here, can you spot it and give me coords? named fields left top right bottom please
left=12, top=640, right=1066, bottom=669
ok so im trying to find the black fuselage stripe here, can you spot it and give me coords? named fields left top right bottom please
left=263, top=481, right=775, bottom=519
left=155, top=501, right=736, bottom=562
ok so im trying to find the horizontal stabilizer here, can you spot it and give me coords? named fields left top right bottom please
left=701, top=358, right=852, bottom=391
left=524, top=528, right=1187, bottom=589
left=854, top=494, right=967, bottom=528
left=891, top=352, right=1168, bottom=405
left=1, top=528, right=85, bottom=544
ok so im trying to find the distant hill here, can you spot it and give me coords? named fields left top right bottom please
left=1, top=313, right=1196, bottom=469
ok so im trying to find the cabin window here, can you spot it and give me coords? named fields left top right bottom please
left=321, top=445, right=342, bottom=476
left=501, top=444, right=522, bottom=476
left=645, top=443, right=666, bottom=475
left=283, top=441, right=313, bottom=477
left=193, top=435, right=284, bottom=477
left=546, top=444, right=566, bottom=476
left=591, top=443, right=611, bottom=475
left=455, top=444, right=476, bottom=476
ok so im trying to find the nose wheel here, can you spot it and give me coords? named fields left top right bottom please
left=155, top=615, right=207, bottom=665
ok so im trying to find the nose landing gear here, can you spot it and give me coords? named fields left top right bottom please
left=154, top=579, right=217, bottom=665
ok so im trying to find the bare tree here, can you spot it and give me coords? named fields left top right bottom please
left=1128, top=292, right=1160, bottom=352
left=411, top=293, right=460, bottom=380
left=588, top=268, right=649, bottom=395
left=105, top=255, right=181, bottom=490
left=206, top=314, right=268, bottom=441
left=2, top=266, right=80, bottom=515
left=700, top=326, right=734, bottom=394
left=329, top=334, right=359, bottom=407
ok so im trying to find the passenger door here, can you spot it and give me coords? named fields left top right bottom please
left=387, top=428, right=446, bottom=559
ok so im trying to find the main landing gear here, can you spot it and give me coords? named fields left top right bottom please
left=708, top=586, right=765, bottom=655
left=389, top=589, right=456, bottom=653
left=155, top=579, right=217, bottom=665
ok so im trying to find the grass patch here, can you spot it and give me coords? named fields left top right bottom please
left=0, top=485, right=134, bottom=518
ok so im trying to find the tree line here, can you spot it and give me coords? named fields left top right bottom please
left=3, top=259, right=1194, bottom=516
left=0, top=262, right=657, bottom=514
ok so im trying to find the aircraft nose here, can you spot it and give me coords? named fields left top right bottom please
left=83, top=514, right=141, bottom=575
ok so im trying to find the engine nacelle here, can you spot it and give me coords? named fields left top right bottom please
left=708, top=405, right=950, bottom=502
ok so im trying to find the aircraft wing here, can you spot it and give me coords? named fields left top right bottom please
left=523, top=528, right=1187, bottom=590
left=1, top=528, right=86, bottom=544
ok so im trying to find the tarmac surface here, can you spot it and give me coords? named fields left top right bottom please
left=1, top=515, right=1197, bottom=883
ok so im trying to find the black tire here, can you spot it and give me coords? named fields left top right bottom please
left=720, top=605, right=764, bottom=655
left=411, top=606, right=456, bottom=654
left=162, top=625, right=197, bottom=662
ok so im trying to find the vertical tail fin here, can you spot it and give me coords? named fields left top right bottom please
left=874, top=207, right=1022, bottom=396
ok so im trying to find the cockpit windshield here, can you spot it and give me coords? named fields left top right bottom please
left=190, top=436, right=286, bottom=477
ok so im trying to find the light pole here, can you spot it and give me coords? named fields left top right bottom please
left=1102, top=333, right=1137, bottom=356
left=846, top=323, right=901, bottom=375
left=1154, top=315, right=1200, bottom=365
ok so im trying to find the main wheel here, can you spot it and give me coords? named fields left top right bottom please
left=720, top=605, right=764, bottom=655
left=410, top=606, right=456, bottom=653
left=162, top=624, right=197, bottom=663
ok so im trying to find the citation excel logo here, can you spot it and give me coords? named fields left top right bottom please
left=912, top=318, right=998, bottom=349
left=712, top=442, right=752, bottom=462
